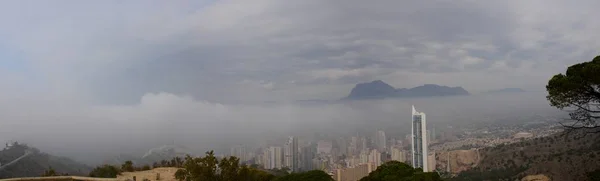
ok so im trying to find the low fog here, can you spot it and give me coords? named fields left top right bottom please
left=1, top=0, right=597, bottom=166
left=0, top=91, right=560, bottom=165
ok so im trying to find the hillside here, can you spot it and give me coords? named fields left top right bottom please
left=345, top=80, right=469, bottom=100
left=452, top=129, right=600, bottom=181
left=0, top=142, right=91, bottom=178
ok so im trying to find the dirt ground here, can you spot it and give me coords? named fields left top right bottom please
left=117, top=167, right=179, bottom=181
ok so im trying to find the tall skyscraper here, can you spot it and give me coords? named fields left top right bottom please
left=375, top=130, right=387, bottom=152
left=348, top=136, right=358, bottom=157
left=263, top=148, right=270, bottom=169
left=285, top=136, right=299, bottom=172
left=360, top=137, right=368, bottom=153
left=336, top=137, right=348, bottom=156
left=300, top=144, right=315, bottom=171
left=411, top=105, right=428, bottom=171
left=284, top=143, right=292, bottom=168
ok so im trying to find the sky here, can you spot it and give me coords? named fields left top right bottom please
left=0, top=0, right=597, bottom=163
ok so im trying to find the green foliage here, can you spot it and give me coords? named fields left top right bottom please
left=174, top=150, right=275, bottom=181
left=41, top=167, right=57, bottom=176
left=41, top=167, right=61, bottom=176
left=269, top=167, right=290, bottom=177
left=359, top=161, right=442, bottom=181
left=274, top=170, right=333, bottom=181
left=546, top=55, right=600, bottom=129
left=450, top=166, right=527, bottom=181
left=121, top=160, right=134, bottom=172
left=88, top=165, right=121, bottom=178
left=587, top=169, right=600, bottom=181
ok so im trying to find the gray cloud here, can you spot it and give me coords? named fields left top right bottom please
left=3, top=0, right=598, bottom=102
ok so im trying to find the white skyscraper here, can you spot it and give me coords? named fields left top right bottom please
left=411, top=105, right=428, bottom=171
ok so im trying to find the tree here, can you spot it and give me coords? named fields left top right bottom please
left=121, top=160, right=135, bottom=172
left=89, top=165, right=121, bottom=178
left=174, top=150, right=275, bottom=181
left=274, top=170, right=333, bottom=181
left=41, top=167, right=58, bottom=176
left=546, top=55, right=600, bottom=132
left=359, top=161, right=442, bottom=181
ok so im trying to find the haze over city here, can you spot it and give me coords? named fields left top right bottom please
left=0, top=1, right=599, bottom=180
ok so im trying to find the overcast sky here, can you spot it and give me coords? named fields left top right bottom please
left=0, top=0, right=597, bottom=163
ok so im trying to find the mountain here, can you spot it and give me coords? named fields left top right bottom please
left=140, top=145, right=192, bottom=164
left=344, top=80, right=469, bottom=100
left=103, top=144, right=193, bottom=166
left=0, top=142, right=91, bottom=178
left=484, top=88, right=526, bottom=94
left=452, top=129, right=600, bottom=181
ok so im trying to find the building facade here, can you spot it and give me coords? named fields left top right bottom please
left=287, top=137, right=299, bottom=172
left=375, top=130, right=387, bottom=152
left=390, top=146, right=405, bottom=163
left=266, top=146, right=283, bottom=169
left=333, top=163, right=374, bottom=181
left=411, top=105, right=429, bottom=171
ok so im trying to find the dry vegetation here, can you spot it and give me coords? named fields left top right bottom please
left=453, top=129, right=600, bottom=181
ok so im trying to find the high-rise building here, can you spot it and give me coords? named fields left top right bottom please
left=375, top=130, right=387, bottom=152
left=317, top=140, right=332, bottom=154
left=411, top=105, right=429, bottom=171
left=266, top=146, right=283, bottom=169
left=360, top=137, right=368, bottom=153
left=428, top=152, right=436, bottom=172
left=333, top=163, right=374, bottom=181
left=390, top=146, right=405, bottom=163
left=368, top=149, right=382, bottom=167
left=359, top=151, right=369, bottom=164
left=284, top=136, right=299, bottom=172
left=284, top=143, right=292, bottom=168
left=336, top=137, right=347, bottom=156
left=300, top=145, right=315, bottom=171
left=427, top=130, right=432, bottom=145
left=348, top=136, right=358, bottom=157
left=432, top=126, right=436, bottom=142
left=230, top=145, right=247, bottom=162
left=262, top=148, right=270, bottom=169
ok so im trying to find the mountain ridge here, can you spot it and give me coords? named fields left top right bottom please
left=344, top=80, right=470, bottom=100
left=0, top=142, right=91, bottom=178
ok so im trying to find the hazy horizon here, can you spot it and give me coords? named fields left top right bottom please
left=1, top=0, right=598, bottom=167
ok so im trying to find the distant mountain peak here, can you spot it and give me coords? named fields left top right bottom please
left=345, top=80, right=469, bottom=100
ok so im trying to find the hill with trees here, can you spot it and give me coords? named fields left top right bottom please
left=359, top=161, right=441, bottom=181
left=0, top=142, right=91, bottom=178
left=451, top=129, right=600, bottom=181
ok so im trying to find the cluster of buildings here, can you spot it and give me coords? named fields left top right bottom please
left=228, top=105, right=437, bottom=180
